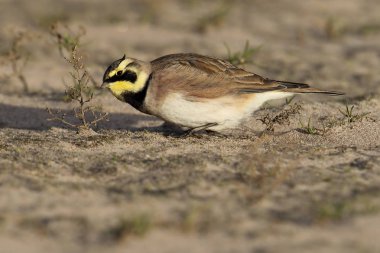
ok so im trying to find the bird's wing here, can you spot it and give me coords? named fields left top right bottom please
left=151, top=53, right=341, bottom=100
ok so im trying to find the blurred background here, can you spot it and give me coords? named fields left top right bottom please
left=1, top=0, right=380, bottom=97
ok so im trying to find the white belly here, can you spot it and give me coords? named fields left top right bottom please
left=157, top=92, right=292, bottom=131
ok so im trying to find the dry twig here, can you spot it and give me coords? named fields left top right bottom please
left=47, top=45, right=108, bottom=133
left=0, top=30, right=34, bottom=92
left=258, top=103, right=302, bottom=132
left=49, top=22, right=98, bottom=88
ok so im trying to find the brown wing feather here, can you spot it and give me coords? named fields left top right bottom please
left=150, top=53, right=343, bottom=100
left=151, top=53, right=279, bottom=98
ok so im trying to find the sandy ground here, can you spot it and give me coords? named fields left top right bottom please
left=1, top=0, right=380, bottom=252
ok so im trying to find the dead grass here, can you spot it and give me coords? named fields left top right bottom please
left=0, top=29, right=36, bottom=93
left=258, top=103, right=302, bottom=132
left=49, top=22, right=98, bottom=88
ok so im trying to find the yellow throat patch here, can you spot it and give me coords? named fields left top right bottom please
left=108, top=71, right=149, bottom=101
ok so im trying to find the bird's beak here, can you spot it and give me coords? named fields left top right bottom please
left=101, top=82, right=109, bottom=89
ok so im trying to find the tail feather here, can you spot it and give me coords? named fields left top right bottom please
left=277, top=80, right=344, bottom=96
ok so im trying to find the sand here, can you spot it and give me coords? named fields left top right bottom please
left=0, top=0, right=380, bottom=252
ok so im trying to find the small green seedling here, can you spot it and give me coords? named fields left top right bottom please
left=299, top=117, right=319, bottom=135
left=338, top=104, right=370, bottom=124
left=225, top=40, right=261, bottom=66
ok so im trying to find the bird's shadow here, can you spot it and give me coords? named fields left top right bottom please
left=0, top=103, right=261, bottom=138
left=0, top=103, right=162, bottom=132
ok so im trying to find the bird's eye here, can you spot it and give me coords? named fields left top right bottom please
left=116, top=70, right=123, bottom=76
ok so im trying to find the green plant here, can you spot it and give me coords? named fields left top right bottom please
left=47, top=45, right=108, bottom=133
left=224, top=40, right=261, bottom=66
left=338, top=104, right=370, bottom=124
left=299, top=117, right=319, bottom=135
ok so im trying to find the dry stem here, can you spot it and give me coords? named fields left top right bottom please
left=47, top=45, right=108, bottom=133
left=259, top=103, right=302, bottom=132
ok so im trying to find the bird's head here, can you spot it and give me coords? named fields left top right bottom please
left=102, top=55, right=151, bottom=100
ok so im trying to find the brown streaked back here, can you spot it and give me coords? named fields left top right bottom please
left=149, top=53, right=343, bottom=104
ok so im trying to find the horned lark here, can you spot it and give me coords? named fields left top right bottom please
left=102, top=53, right=342, bottom=133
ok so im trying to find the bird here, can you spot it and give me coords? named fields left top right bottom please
left=102, top=53, right=343, bottom=133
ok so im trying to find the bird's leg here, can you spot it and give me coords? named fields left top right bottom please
left=183, top=122, right=218, bottom=137
left=205, top=129, right=228, bottom=138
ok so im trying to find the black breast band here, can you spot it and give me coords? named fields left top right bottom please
left=122, top=74, right=152, bottom=111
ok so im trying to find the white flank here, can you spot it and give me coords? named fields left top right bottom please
left=159, top=92, right=293, bottom=131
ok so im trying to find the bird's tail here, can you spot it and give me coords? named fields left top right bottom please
left=277, top=80, right=344, bottom=96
